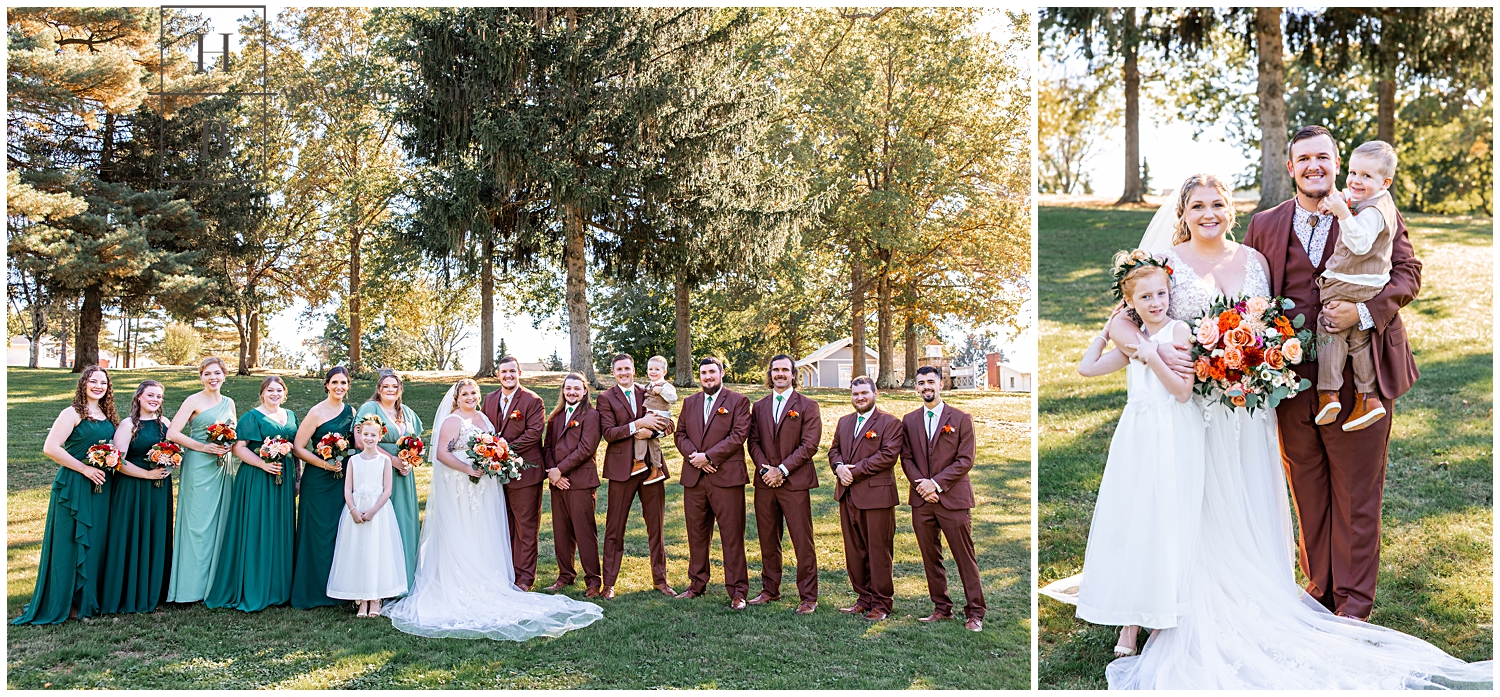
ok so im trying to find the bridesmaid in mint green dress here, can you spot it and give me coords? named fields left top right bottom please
left=13, top=366, right=117, bottom=625
left=206, top=376, right=298, bottom=611
left=356, top=369, right=423, bottom=591
left=165, top=357, right=236, bottom=603
left=291, top=366, right=355, bottom=609
left=100, top=380, right=175, bottom=614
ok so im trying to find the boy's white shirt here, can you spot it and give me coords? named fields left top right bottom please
left=1323, top=188, right=1391, bottom=288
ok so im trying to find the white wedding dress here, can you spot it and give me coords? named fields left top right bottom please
left=1103, top=246, right=1491, bottom=689
left=383, top=408, right=603, bottom=641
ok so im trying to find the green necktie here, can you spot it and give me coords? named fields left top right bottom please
left=775, top=394, right=784, bottom=421
left=705, top=393, right=714, bottom=422
left=927, top=410, right=935, bottom=438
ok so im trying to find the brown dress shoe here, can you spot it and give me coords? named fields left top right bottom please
left=516, top=583, right=533, bottom=593
left=1342, top=392, right=1386, bottom=432
left=839, top=603, right=870, bottom=614
left=918, top=610, right=955, bottom=623
left=584, top=586, right=602, bottom=599
left=602, top=586, right=616, bottom=600
left=794, top=601, right=817, bottom=615
left=1315, top=391, right=1342, bottom=425
left=863, top=608, right=889, bottom=621
left=729, top=597, right=747, bottom=610
left=655, top=582, right=677, bottom=597
left=675, top=588, right=703, bottom=600
left=544, top=579, right=572, bottom=592
left=747, top=591, right=779, bottom=606
left=965, top=617, right=983, bottom=632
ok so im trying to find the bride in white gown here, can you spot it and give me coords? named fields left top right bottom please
left=384, top=378, right=602, bottom=641
left=1048, top=175, right=1490, bottom=689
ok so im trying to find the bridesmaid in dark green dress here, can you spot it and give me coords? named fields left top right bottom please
left=291, top=366, right=355, bottom=609
left=206, top=376, right=298, bottom=611
left=356, top=369, right=423, bottom=591
left=100, top=380, right=175, bottom=614
left=13, top=366, right=117, bottom=625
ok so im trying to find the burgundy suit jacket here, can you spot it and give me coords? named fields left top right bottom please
left=542, top=400, right=601, bottom=490
left=826, top=407, right=902, bottom=509
left=598, top=383, right=675, bottom=482
left=481, top=386, right=547, bottom=488
left=747, top=390, right=822, bottom=490
left=900, top=404, right=976, bottom=510
left=674, top=388, right=751, bottom=488
left=1243, top=199, right=1421, bottom=400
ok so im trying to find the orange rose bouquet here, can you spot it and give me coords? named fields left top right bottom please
left=316, top=432, right=352, bottom=478
left=258, top=436, right=294, bottom=485
left=464, top=431, right=530, bottom=484
left=397, top=435, right=425, bottom=470
left=1189, top=295, right=1316, bottom=413
left=146, top=441, right=183, bottom=487
left=205, top=421, right=237, bottom=468
left=85, top=441, right=123, bottom=492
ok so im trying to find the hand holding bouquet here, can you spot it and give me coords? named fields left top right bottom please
left=315, top=432, right=352, bottom=478
left=259, top=436, right=294, bottom=485
left=1190, top=295, right=1316, bottom=413
left=396, top=435, right=424, bottom=474
left=146, top=441, right=182, bottom=487
left=84, top=441, right=122, bottom=493
left=463, top=431, right=530, bottom=484
left=205, top=422, right=237, bottom=468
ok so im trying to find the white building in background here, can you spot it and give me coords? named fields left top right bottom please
left=796, top=337, right=885, bottom=388
left=8, top=336, right=158, bottom=369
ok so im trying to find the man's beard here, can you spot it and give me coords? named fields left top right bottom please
left=1295, top=173, right=1333, bottom=199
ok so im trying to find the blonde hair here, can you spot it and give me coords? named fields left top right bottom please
left=1172, top=174, right=1236, bottom=245
left=1351, top=140, right=1397, bottom=180
left=450, top=378, right=481, bottom=410
left=355, top=413, right=386, bottom=447
left=198, top=356, right=228, bottom=376
left=647, top=355, right=668, bottom=370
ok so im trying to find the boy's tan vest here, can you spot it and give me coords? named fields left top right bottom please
left=1325, top=192, right=1397, bottom=279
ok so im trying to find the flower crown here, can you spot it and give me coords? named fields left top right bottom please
left=356, top=413, right=388, bottom=436
left=1110, top=249, right=1174, bottom=302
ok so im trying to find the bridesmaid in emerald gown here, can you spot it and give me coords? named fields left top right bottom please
left=291, top=366, right=355, bottom=609
left=100, top=380, right=175, bottom=614
left=206, top=376, right=298, bottom=611
left=13, top=366, right=117, bottom=625
left=166, top=356, right=237, bottom=603
left=356, top=369, right=423, bottom=591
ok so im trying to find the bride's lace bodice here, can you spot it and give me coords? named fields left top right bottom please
left=1165, top=247, right=1270, bottom=321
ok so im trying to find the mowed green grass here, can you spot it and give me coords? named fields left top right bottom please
left=7, top=369, right=1030, bottom=689
left=1036, top=203, right=1493, bottom=689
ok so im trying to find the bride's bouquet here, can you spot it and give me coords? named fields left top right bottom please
left=1190, top=295, right=1316, bottom=413
left=463, top=431, right=528, bottom=484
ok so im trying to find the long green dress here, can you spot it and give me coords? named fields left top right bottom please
left=167, top=396, right=236, bottom=603
left=13, top=416, right=117, bottom=625
left=355, top=401, right=423, bottom=591
left=99, top=418, right=174, bottom=614
left=205, top=407, right=298, bottom=612
left=291, top=402, right=354, bottom=609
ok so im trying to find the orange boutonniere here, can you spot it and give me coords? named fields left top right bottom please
left=787, top=410, right=800, bottom=419
left=510, top=410, right=522, bottom=420
left=569, top=420, right=580, bottom=428
left=864, top=430, right=878, bottom=440
left=717, top=406, right=729, bottom=415
left=941, top=424, right=956, bottom=434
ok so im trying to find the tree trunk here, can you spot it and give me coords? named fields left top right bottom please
left=1255, top=8, right=1293, bottom=212
left=348, top=227, right=363, bottom=374
left=850, top=244, right=868, bottom=381
left=875, top=258, right=895, bottom=389
left=234, top=314, right=251, bottom=376
left=674, top=273, right=695, bottom=388
left=27, top=299, right=44, bottom=369
left=1117, top=8, right=1144, bottom=205
left=788, top=312, right=803, bottom=360
left=58, top=301, right=70, bottom=368
left=563, top=201, right=599, bottom=387
left=476, top=232, right=496, bottom=378
left=100, top=112, right=116, bottom=182
left=903, top=310, right=918, bottom=388
left=248, top=306, right=261, bottom=369
left=1376, top=76, right=1396, bottom=145
left=73, top=286, right=102, bottom=372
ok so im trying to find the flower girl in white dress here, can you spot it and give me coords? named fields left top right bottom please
left=327, top=415, right=408, bottom=616
left=1048, top=251, right=1205, bottom=657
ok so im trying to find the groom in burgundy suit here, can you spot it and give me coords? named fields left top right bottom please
left=481, top=356, right=548, bottom=592
left=1242, top=125, right=1422, bottom=621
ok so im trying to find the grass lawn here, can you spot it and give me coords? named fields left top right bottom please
left=7, top=369, right=1030, bottom=689
left=1036, top=202, right=1494, bottom=689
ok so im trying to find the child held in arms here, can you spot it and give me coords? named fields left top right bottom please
left=632, top=355, right=676, bottom=485
left=1314, top=139, right=1400, bottom=432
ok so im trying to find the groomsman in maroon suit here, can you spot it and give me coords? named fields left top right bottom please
left=901, top=366, right=985, bottom=632
left=542, top=373, right=603, bottom=597
left=598, top=353, right=676, bottom=599
left=746, top=354, right=822, bottom=614
left=673, top=356, right=753, bottom=609
left=481, top=355, right=547, bottom=591
left=827, top=376, right=904, bottom=620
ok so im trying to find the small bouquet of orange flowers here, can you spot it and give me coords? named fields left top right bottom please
left=397, top=435, right=424, bottom=471
left=464, top=431, right=528, bottom=484
left=316, top=432, right=352, bottom=478
left=84, top=441, right=122, bottom=493
left=1190, top=295, right=1317, bottom=413
left=205, top=421, right=237, bottom=468
left=259, top=436, right=294, bottom=485
left=146, top=441, right=183, bottom=487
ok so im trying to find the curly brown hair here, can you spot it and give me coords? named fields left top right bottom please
left=127, top=380, right=167, bottom=443
left=72, top=365, right=118, bottom=425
